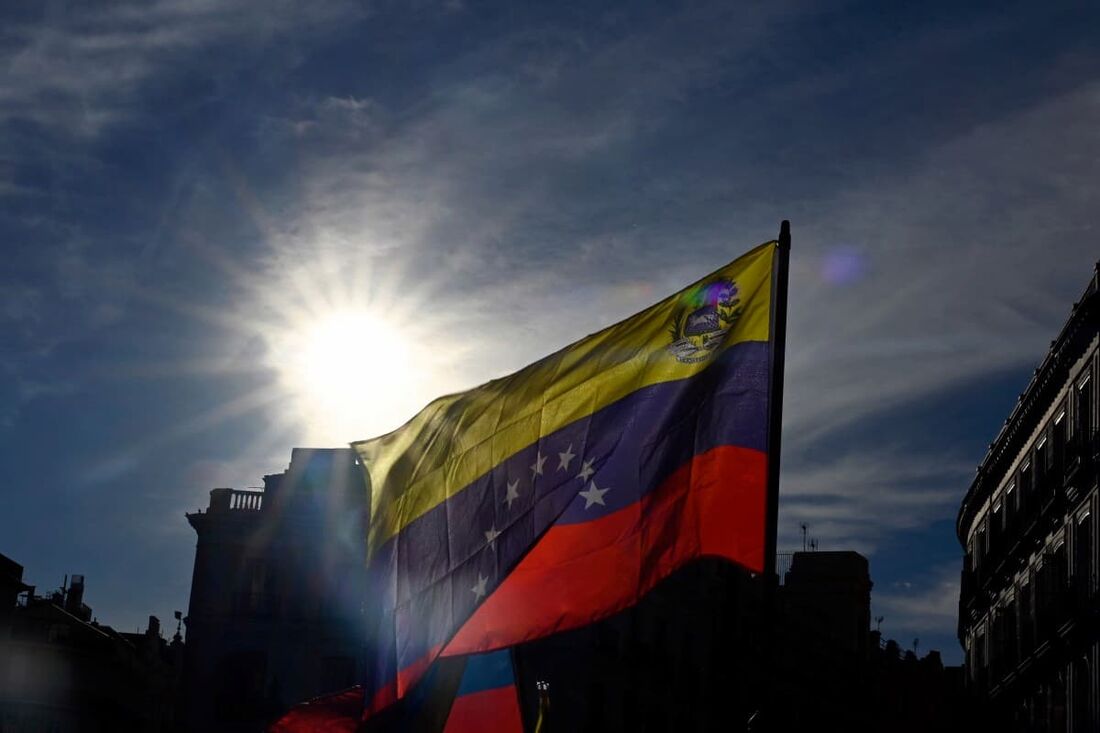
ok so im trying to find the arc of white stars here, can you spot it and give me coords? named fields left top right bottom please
left=531, top=451, right=548, bottom=477
left=577, top=458, right=595, bottom=483
left=504, top=479, right=520, bottom=508
left=471, top=574, right=488, bottom=601
left=557, top=444, right=576, bottom=471
left=579, top=481, right=609, bottom=509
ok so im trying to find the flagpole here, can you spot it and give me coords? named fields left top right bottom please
left=759, top=220, right=789, bottom=727
left=765, top=220, right=790, bottom=585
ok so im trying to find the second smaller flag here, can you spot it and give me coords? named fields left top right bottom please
left=443, top=650, right=523, bottom=733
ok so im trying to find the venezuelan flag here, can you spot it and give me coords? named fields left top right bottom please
left=442, top=650, right=523, bottom=733
left=355, top=239, right=781, bottom=715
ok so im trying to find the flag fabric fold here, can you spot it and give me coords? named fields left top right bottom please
left=355, top=240, right=778, bottom=716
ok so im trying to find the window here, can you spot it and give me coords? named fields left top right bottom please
left=1035, top=438, right=1048, bottom=489
left=237, top=559, right=275, bottom=617
left=1019, top=581, right=1034, bottom=653
left=991, top=503, right=1004, bottom=555
left=1076, top=514, right=1093, bottom=602
left=975, top=630, right=987, bottom=686
left=1053, top=413, right=1066, bottom=477
left=1037, top=560, right=1051, bottom=633
left=1004, top=600, right=1018, bottom=668
left=1005, top=483, right=1017, bottom=531
left=990, top=608, right=1003, bottom=678
left=1052, top=543, right=1068, bottom=624
left=1073, top=656, right=1092, bottom=733
left=1021, top=461, right=1034, bottom=507
left=975, top=527, right=987, bottom=570
left=1076, top=377, right=1093, bottom=442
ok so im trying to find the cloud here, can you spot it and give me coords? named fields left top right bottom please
left=782, top=79, right=1100, bottom=447
left=0, top=283, right=43, bottom=327
left=874, top=562, right=960, bottom=636
left=0, top=0, right=365, bottom=138
left=0, top=231, right=149, bottom=430
left=766, top=78, right=1100, bottom=556
left=778, top=451, right=972, bottom=554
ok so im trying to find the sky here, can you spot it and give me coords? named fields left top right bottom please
left=2, top=0, right=1100, bottom=662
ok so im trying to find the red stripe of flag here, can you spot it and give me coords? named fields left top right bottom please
left=444, top=444, right=766, bottom=655
left=443, top=686, right=523, bottom=733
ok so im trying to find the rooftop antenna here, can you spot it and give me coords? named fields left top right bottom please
left=800, top=523, right=808, bottom=552
left=809, top=538, right=818, bottom=552
left=875, top=616, right=884, bottom=632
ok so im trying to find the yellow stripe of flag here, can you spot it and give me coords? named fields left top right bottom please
left=353, top=242, right=776, bottom=555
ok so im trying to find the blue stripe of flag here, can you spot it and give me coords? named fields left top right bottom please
left=456, top=650, right=514, bottom=697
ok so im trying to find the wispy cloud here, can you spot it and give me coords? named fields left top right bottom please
left=0, top=0, right=364, bottom=137
left=874, top=562, right=960, bottom=637
left=783, top=79, right=1100, bottom=448
left=771, top=79, right=1100, bottom=555
left=779, top=451, right=972, bottom=555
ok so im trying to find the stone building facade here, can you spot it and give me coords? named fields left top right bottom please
left=957, top=263, right=1099, bottom=731
left=181, top=448, right=369, bottom=732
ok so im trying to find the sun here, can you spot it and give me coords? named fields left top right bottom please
left=146, top=234, right=472, bottom=449
left=274, top=307, right=430, bottom=445
left=296, top=310, right=411, bottom=406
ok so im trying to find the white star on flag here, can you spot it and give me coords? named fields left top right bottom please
left=531, top=451, right=548, bottom=477
left=504, top=479, right=520, bottom=508
left=471, top=574, right=488, bottom=601
left=577, top=458, right=596, bottom=483
left=579, top=481, right=610, bottom=509
left=484, top=525, right=501, bottom=550
left=557, top=444, right=576, bottom=471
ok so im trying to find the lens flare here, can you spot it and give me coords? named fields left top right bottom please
left=296, top=310, right=411, bottom=403
left=273, top=307, right=430, bottom=444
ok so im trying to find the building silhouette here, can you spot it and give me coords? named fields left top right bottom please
left=511, top=549, right=964, bottom=732
left=0, top=553, right=182, bottom=732
left=512, top=559, right=766, bottom=732
left=769, top=550, right=966, bottom=732
left=957, top=262, right=1100, bottom=731
left=180, top=448, right=369, bottom=732
left=772, top=550, right=872, bottom=727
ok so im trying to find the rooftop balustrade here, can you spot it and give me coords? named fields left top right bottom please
left=207, top=488, right=264, bottom=513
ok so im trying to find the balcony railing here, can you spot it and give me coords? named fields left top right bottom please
left=208, top=488, right=264, bottom=513
left=775, top=552, right=794, bottom=584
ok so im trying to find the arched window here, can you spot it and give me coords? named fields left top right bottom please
left=1072, top=655, right=1093, bottom=733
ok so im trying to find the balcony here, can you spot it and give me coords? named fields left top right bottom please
left=1037, top=472, right=1063, bottom=516
left=208, top=488, right=264, bottom=513
left=1064, top=435, right=1096, bottom=496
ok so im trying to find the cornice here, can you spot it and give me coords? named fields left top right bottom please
left=956, top=263, right=1100, bottom=543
